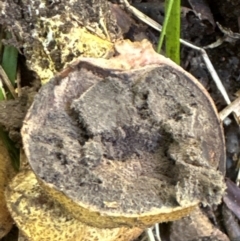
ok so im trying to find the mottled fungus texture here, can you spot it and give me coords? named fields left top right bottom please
left=22, top=40, right=226, bottom=229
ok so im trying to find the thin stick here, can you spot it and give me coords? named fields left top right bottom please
left=16, top=67, right=22, bottom=97
left=200, top=49, right=231, bottom=104
left=0, top=65, right=17, bottom=99
left=219, top=96, right=240, bottom=121
left=154, top=224, right=161, bottom=241
left=146, top=228, right=156, bottom=241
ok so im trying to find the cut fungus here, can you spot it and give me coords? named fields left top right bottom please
left=15, top=40, right=226, bottom=240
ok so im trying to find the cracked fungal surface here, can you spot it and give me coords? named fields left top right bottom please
left=22, top=40, right=226, bottom=228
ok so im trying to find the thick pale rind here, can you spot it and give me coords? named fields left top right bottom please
left=39, top=178, right=198, bottom=229
left=6, top=170, right=143, bottom=241
left=0, top=138, right=15, bottom=238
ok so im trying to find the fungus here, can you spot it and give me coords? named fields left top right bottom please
left=10, top=40, right=226, bottom=240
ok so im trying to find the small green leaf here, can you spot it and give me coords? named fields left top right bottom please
left=1, top=32, right=18, bottom=86
left=157, top=0, right=174, bottom=53
left=0, top=80, right=6, bottom=100
left=165, top=0, right=180, bottom=64
left=0, top=31, right=20, bottom=171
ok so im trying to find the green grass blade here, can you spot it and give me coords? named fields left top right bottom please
left=0, top=83, right=19, bottom=170
left=0, top=80, right=6, bottom=100
left=165, top=0, right=180, bottom=64
left=0, top=31, right=20, bottom=170
left=1, top=32, right=18, bottom=86
left=157, top=0, right=174, bottom=53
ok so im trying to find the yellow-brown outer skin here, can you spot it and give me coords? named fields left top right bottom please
left=39, top=177, right=198, bottom=229
left=6, top=170, right=143, bottom=241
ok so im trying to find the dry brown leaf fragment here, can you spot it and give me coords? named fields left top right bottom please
left=223, top=178, right=240, bottom=220
left=222, top=203, right=240, bottom=241
left=0, top=138, right=16, bottom=238
left=169, top=206, right=229, bottom=241
left=188, top=0, right=215, bottom=28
